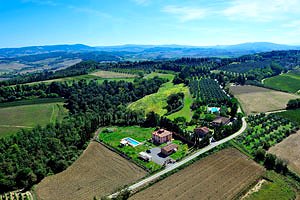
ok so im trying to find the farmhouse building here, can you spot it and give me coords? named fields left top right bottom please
left=194, top=126, right=210, bottom=138
left=211, top=116, right=230, bottom=127
left=161, top=143, right=178, bottom=156
left=152, top=129, right=172, bottom=144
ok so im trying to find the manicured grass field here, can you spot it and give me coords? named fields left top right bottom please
left=264, top=72, right=300, bottom=93
left=245, top=171, right=295, bottom=200
left=99, top=126, right=188, bottom=171
left=276, top=109, right=300, bottom=125
left=0, top=101, right=67, bottom=138
left=128, top=82, right=188, bottom=116
left=167, top=88, right=194, bottom=122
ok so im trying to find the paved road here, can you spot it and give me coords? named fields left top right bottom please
left=109, top=117, right=247, bottom=198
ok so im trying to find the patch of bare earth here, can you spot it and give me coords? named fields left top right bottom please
left=229, top=85, right=299, bottom=115
left=35, top=142, right=146, bottom=200
left=269, top=131, right=300, bottom=175
left=130, top=148, right=265, bottom=200
left=90, top=70, right=136, bottom=78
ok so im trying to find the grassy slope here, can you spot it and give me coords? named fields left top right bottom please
left=167, top=88, right=194, bottom=122
left=0, top=102, right=67, bottom=138
left=246, top=171, right=295, bottom=200
left=128, top=82, right=187, bottom=116
left=276, top=109, right=300, bottom=125
left=264, top=72, right=300, bottom=93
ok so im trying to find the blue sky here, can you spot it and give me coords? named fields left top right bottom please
left=1, top=0, right=300, bottom=47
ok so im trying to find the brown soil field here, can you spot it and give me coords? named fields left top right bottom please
left=130, top=148, right=265, bottom=200
left=269, top=131, right=300, bottom=175
left=35, top=142, right=146, bottom=200
left=229, top=85, right=299, bottom=115
left=90, top=70, right=136, bottom=78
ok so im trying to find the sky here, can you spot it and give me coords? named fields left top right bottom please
left=1, top=0, right=300, bottom=48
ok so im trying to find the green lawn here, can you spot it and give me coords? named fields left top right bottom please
left=264, top=72, right=300, bottom=93
left=0, top=101, right=67, bottom=138
left=276, top=109, right=300, bottom=125
left=167, top=88, right=194, bottom=122
left=128, top=82, right=187, bottom=116
left=99, top=126, right=188, bottom=171
left=246, top=171, right=295, bottom=200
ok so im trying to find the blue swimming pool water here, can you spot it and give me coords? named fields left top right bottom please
left=209, top=107, right=219, bottom=113
left=125, top=137, right=140, bottom=146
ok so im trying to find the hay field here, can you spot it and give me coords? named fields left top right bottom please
left=90, top=70, right=136, bottom=78
left=269, top=131, right=300, bottom=175
left=35, top=142, right=146, bottom=200
left=130, top=148, right=264, bottom=200
left=229, top=85, right=299, bottom=115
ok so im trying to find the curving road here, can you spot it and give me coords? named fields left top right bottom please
left=109, top=117, right=247, bottom=198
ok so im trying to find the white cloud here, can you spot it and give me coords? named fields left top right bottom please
left=223, top=0, right=300, bottom=21
left=284, top=20, right=300, bottom=28
left=162, top=5, right=207, bottom=22
left=68, top=6, right=111, bottom=18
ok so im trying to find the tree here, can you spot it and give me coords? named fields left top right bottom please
left=264, top=153, right=276, bottom=170
left=254, top=148, right=266, bottom=162
left=143, top=112, right=160, bottom=127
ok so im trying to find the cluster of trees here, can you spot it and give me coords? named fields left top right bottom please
left=189, top=78, right=229, bottom=105
left=255, top=149, right=288, bottom=174
left=165, top=93, right=184, bottom=115
left=0, top=77, right=167, bottom=193
left=287, top=99, right=300, bottom=109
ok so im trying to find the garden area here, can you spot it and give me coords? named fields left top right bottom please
left=98, top=126, right=189, bottom=172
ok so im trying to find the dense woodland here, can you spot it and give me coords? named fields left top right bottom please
left=0, top=77, right=167, bottom=192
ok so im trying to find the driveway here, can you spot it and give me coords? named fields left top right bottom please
left=147, top=147, right=174, bottom=166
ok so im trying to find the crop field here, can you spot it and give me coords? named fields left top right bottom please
left=268, top=131, right=300, bottom=175
left=276, top=109, right=300, bottom=125
left=229, top=85, right=299, bottom=115
left=0, top=101, right=67, bottom=137
left=128, top=82, right=188, bottom=116
left=144, top=72, right=175, bottom=81
left=264, top=72, right=300, bottom=93
left=130, top=148, right=265, bottom=200
left=245, top=171, right=295, bottom=200
left=35, top=142, right=146, bottom=200
left=90, top=70, right=137, bottom=78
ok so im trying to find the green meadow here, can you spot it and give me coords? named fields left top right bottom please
left=264, top=72, right=300, bottom=93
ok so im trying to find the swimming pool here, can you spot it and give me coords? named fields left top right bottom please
left=208, top=107, right=220, bottom=113
left=123, top=137, right=141, bottom=147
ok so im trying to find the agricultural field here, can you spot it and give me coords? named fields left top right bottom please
left=130, top=148, right=265, bottom=200
left=189, top=77, right=229, bottom=104
left=90, top=70, right=137, bottom=78
left=144, top=72, right=175, bottom=81
left=236, top=113, right=297, bottom=154
left=128, top=82, right=188, bottom=116
left=99, top=126, right=188, bottom=171
left=276, top=109, right=300, bottom=125
left=0, top=100, right=67, bottom=138
left=229, top=85, right=299, bottom=115
left=268, top=131, right=300, bottom=175
left=244, top=171, right=295, bottom=200
left=35, top=142, right=146, bottom=200
left=264, top=72, right=300, bottom=93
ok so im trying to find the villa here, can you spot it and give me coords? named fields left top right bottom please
left=152, top=129, right=172, bottom=144
left=211, top=116, right=230, bottom=127
left=194, top=126, right=211, bottom=138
